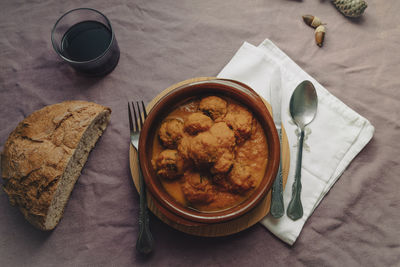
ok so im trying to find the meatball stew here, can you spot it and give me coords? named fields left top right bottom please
left=152, top=96, right=268, bottom=212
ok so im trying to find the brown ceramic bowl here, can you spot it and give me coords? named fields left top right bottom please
left=138, top=79, right=280, bottom=224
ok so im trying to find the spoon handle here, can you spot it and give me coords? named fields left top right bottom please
left=136, top=164, right=154, bottom=254
left=287, top=129, right=304, bottom=220
left=270, top=128, right=284, bottom=218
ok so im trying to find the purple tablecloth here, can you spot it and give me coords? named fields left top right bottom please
left=1, top=1, right=399, bottom=266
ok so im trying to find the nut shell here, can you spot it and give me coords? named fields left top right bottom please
left=315, top=25, right=326, bottom=47
left=302, top=15, right=322, bottom=28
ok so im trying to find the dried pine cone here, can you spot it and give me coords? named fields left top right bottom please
left=331, top=0, right=368, bottom=18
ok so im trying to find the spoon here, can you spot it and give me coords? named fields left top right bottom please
left=287, top=80, right=318, bottom=220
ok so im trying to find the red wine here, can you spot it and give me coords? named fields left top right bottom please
left=61, top=20, right=112, bottom=61
left=59, top=20, right=120, bottom=76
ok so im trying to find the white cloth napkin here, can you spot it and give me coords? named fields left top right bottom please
left=217, top=39, right=375, bottom=245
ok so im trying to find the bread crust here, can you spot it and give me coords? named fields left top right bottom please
left=1, top=101, right=111, bottom=230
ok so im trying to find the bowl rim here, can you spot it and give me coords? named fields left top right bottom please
left=138, top=78, right=280, bottom=224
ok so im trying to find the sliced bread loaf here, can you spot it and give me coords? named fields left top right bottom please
left=1, top=100, right=111, bottom=230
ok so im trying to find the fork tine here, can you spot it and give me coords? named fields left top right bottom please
left=141, top=101, right=147, bottom=119
left=137, top=101, right=144, bottom=128
left=132, top=101, right=139, bottom=132
left=128, top=102, right=134, bottom=132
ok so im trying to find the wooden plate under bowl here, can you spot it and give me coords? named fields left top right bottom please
left=129, top=77, right=290, bottom=237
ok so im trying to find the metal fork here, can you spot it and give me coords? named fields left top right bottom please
left=128, top=101, right=154, bottom=255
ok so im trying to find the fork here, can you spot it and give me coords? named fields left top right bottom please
left=128, top=101, right=154, bottom=255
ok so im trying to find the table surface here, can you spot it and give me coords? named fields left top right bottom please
left=1, top=1, right=399, bottom=266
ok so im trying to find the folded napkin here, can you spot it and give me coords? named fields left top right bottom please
left=217, top=39, right=374, bottom=245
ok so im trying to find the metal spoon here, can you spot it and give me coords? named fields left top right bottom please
left=287, top=80, right=318, bottom=221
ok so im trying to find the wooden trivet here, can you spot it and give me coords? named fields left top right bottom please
left=129, top=77, right=290, bottom=237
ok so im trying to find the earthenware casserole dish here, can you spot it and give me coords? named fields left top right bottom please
left=138, top=79, right=280, bottom=224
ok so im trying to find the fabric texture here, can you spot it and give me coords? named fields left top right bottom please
left=1, top=0, right=399, bottom=266
left=218, top=39, right=374, bottom=245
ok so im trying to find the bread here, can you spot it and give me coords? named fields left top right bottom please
left=1, top=101, right=111, bottom=230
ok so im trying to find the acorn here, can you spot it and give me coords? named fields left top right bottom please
left=302, top=15, right=323, bottom=28
left=331, top=0, right=368, bottom=18
left=315, top=25, right=326, bottom=47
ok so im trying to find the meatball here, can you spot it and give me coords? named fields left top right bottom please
left=177, top=135, right=191, bottom=160
left=212, top=173, right=232, bottom=192
left=186, top=122, right=235, bottom=172
left=199, top=96, right=227, bottom=121
left=211, top=150, right=234, bottom=174
left=228, top=163, right=256, bottom=193
left=208, top=123, right=235, bottom=174
left=154, top=149, right=184, bottom=179
left=181, top=171, right=215, bottom=204
left=209, top=122, right=235, bottom=149
left=212, top=163, right=255, bottom=193
left=223, top=104, right=253, bottom=143
left=189, top=131, right=219, bottom=166
left=158, top=119, right=184, bottom=148
left=184, top=113, right=213, bottom=135
left=176, top=135, right=194, bottom=170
